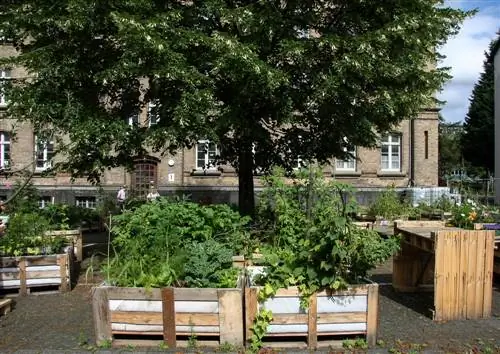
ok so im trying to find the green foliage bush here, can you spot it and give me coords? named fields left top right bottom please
left=367, top=186, right=407, bottom=221
left=255, top=168, right=400, bottom=296
left=41, top=203, right=100, bottom=230
left=0, top=213, right=67, bottom=256
left=104, top=198, right=251, bottom=288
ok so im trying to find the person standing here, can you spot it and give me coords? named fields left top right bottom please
left=117, top=185, right=126, bottom=211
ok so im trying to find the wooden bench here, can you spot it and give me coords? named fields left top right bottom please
left=0, top=298, right=12, bottom=316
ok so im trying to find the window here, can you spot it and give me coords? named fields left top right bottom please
left=148, top=101, right=160, bottom=126
left=75, top=196, right=97, bottom=209
left=381, top=134, right=401, bottom=171
left=35, top=138, right=54, bottom=171
left=38, top=196, right=53, bottom=209
left=196, top=140, right=218, bottom=170
left=132, top=159, right=158, bottom=198
left=0, top=69, right=11, bottom=107
left=128, top=114, right=139, bottom=126
left=336, top=148, right=356, bottom=171
left=424, top=131, right=429, bottom=160
left=0, top=132, right=10, bottom=169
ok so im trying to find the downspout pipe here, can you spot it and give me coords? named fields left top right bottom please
left=409, top=118, right=415, bottom=187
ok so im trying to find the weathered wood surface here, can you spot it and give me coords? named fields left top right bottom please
left=93, top=286, right=244, bottom=348
left=0, top=298, right=12, bottom=315
left=245, top=284, right=378, bottom=348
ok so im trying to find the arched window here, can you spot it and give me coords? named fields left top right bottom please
left=132, top=157, right=159, bottom=198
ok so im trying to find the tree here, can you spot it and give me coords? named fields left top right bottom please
left=438, top=115, right=463, bottom=184
left=0, top=1, right=469, bottom=215
left=461, top=35, right=499, bottom=176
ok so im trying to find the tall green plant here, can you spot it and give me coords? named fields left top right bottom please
left=367, top=186, right=407, bottom=221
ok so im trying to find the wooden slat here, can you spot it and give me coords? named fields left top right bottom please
left=106, top=287, right=162, bottom=300
left=92, top=287, right=112, bottom=345
left=110, top=311, right=220, bottom=326
left=19, top=258, right=27, bottom=296
left=317, top=312, right=368, bottom=324
left=26, top=270, right=61, bottom=279
left=466, top=234, right=478, bottom=319
left=161, top=288, right=176, bottom=348
left=173, top=288, right=219, bottom=301
left=0, top=270, right=20, bottom=280
left=218, top=289, right=244, bottom=346
left=482, top=231, right=494, bottom=318
left=434, top=231, right=444, bottom=321
left=474, top=232, right=485, bottom=318
left=270, top=313, right=308, bottom=324
left=366, top=284, right=378, bottom=346
left=58, top=254, right=68, bottom=292
left=245, top=287, right=258, bottom=343
left=307, top=293, right=317, bottom=349
left=458, top=231, right=467, bottom=319
left=272, top=286, right=369, bottom=297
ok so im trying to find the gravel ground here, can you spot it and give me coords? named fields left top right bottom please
left=0, top=258, right=499, bottom=353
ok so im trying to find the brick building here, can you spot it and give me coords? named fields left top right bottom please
left=0, top=43, right=439, bottom=208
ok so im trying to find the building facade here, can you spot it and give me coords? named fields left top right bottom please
left=0, top=43, right=440, bottom=208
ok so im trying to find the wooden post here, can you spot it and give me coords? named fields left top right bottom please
left=19, top=258, right=27, bottom=296
left=76, top=230, right=83, bottom=262
left=244, top=287, right=258, bottom=344
left=92, top=287, right=112, bottom=345
left=219, top=289, right=244, bottom=346
left=366, top=284, right=379, bottom=347
left=161, top=288, right=176, bottom=348
left=58, top=254, right=69, bottom=292
left=307, top=293, right=317, bottom=349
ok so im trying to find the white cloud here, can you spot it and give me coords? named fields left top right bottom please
left=438, top=3, right=500, bottom=122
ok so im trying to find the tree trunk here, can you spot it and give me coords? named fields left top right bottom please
left=238, top=143, right=255, bottom=217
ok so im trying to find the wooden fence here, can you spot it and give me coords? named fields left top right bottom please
left=393, top=221, right=495, bottom=321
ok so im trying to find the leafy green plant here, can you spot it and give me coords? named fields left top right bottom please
left=342, top=337, right=368, bottom=350
left=0, top=213, right=67, bottom=256
left=367, top=185, right=407, bottom=221
left=249, top=308, right=273, bottom=353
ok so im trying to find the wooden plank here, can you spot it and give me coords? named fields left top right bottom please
left=307, top=293, right=317, bottom=349
left=395, top=220, right=446, bottom=229
left=317, top=312, right=370, bottom=324
left=366, top=284, right=379, bottom=346
left=111, top=311, right=163, bottom=325
left=173, top=288, right=219, bottom=301
left=92, top=286, right=112, bottom=345
left=273, top=286, right=369, bottom=297
left=58, top=254, right=68, bottom=292
left=0, top=298, right=12, bottom=316
left=219, top=289, right=244, bottom=346
left=106, top=287, right=162, bottom=300
left=458, top=231, right=467, bottom=319
left=474, top=231, right=485, bottom=319
left=0, top=270, right=20, bottom=280
left=466, top=234, right=478, bottom=319
left=270, top=313, right=308, bottom=324
left=161, top=288, right=176, bottom=348
left=482, top=231, right=494, bottom=318
left=245, top=287, right=258, bottom=343
left=19, top=258, right=27, bottom=296
left=433, top=231, right=444, bottom=321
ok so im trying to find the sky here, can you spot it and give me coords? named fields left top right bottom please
left=439, top=0, right=500, bottom=123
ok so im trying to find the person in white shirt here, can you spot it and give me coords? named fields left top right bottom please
left=147, top=186, right=160, bottom=201
left=117, top=185, right=126, bottom=210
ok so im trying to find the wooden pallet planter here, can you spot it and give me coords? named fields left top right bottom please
left=245, top=284, right=379, bottom=349
left=0, top=298, right=12, bottom=315
left=45, top=229, right=83, bottom=262
left=393, top=221, right=495, bottom=321
left=92, top=286, right=244, bottom=348
left=0, top=253, right=72, bottom=295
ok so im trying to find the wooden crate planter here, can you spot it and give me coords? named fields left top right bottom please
left=0, top=253, right=72, bottom=295
left=92, top=286, right=244, bottom=348
left=245, top=284, right=379, bottom=348
left=393, top=221, right=495, bottom=321
left=46, top=229, right=83, bottom=262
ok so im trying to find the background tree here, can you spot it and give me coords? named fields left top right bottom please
left=0, top=1, right=469, bottom=215
left=438, top=115, right=463, bottom=184
left=461, top=35, right=499, bottom=176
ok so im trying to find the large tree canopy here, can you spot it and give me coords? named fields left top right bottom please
left=0, top=0, right=469, bottom=215
left=461, top=35, right=499, bottom=176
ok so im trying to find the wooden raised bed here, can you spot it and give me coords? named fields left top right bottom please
left=245, top=284, right=379, bottom=348
left=92, top=286, right=244, bottom=348
left=46, top=229, right=83, bottom=262
left=0, top=253, right=72, bottom=295
left=393, top=221, right=495, bottom=321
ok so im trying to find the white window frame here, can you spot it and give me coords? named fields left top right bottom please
left=196, top=140, right=219, bottom=170
left=380, top=134, right=401, bottom=171
left=0, top=69, right=11, bottom=107
left=128, top=114, right=139, bottom=126
left=148, top=101, right=160, bottom=127
left=35, top=137, right=54, bottom=171
left=0, top=132, right=10, bottom=169
left=38, top=196, right=54, bottom=209
left=336, top=147, right=356, bottom=171
left=75, top=196, right=97, bottom=209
